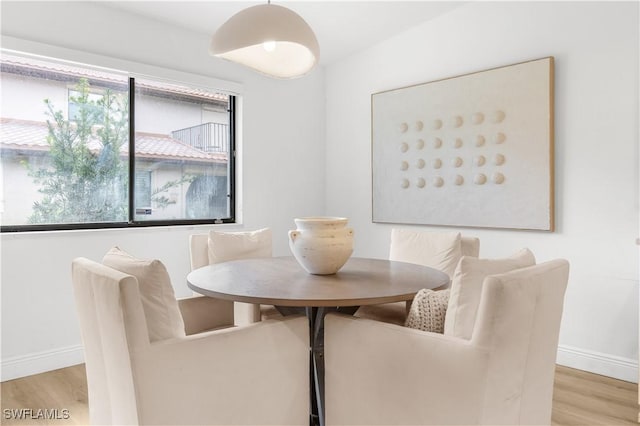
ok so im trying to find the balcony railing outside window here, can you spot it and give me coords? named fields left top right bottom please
left=172, top=122, right=229, bottom=153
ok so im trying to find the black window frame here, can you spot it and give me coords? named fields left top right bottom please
left=1, top=61, right=236, bottom=233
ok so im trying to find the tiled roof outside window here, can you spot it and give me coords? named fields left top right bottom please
left=0, top=118, right=227, bottom=164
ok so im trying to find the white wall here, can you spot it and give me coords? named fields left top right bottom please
left=1, top=1, right=325, bottom=380
left=325, top=1, right=639, bottom=382
left=2, top=0, right=638, bottom=384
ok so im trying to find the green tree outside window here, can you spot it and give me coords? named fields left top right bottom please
left=28, top=78, right=129, bottom=224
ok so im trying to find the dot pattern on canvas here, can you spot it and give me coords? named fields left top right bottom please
left=397, top=110, right=507, bottom=190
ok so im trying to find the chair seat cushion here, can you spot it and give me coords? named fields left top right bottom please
left=405, top=289, right=450, bottom=333
left=444, top=248, right=536, bottom=340
left=355, top=302, right=407, bottom=326
left=208, top=228, right=272, bottom=264
left=103, top=247, right=185, bottom=342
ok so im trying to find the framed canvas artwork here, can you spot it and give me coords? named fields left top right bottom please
left=371, top=57, right=554, bottom=231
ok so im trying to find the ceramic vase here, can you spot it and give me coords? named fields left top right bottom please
left=288, top=217, right=354, bottom=275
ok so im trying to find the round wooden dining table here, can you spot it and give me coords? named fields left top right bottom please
left=187, top=256, right=450, bottom=426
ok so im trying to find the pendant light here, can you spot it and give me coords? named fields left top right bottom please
left=209, top=1, right=320, bottom=79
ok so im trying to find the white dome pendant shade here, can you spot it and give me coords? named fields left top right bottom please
left=209, top=3, right=320, bottom=79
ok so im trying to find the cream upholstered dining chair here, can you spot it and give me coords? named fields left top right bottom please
left=325, top=258, right=569, bottom=425
left=72, top=249, right=309, bottom=426
left=355, top=229, right=480, bottom=325
left=189, top=228, right=281, bottom=325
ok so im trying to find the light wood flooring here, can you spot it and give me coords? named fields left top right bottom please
left=0, top=364, right=636, bottom=425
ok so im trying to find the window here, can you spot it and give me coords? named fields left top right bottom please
left=68, top=88, right=105, bottom=123
left=0, top=52, right=235, bottom=231
left=135, top=171, right=152, bottom=210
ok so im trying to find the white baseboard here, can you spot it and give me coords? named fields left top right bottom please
left=1, top=345, right=85, bottom=382
left=557, top=344, right=638, bottom=383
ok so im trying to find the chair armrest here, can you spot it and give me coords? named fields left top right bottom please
left=325, top=313, right=490, bottom=425
left=177, top=295, right=233, bottom=335
left=130, top=315, right=309, bottom=425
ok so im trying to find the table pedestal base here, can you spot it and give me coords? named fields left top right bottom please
left=276, top=305, right=359, bottom=426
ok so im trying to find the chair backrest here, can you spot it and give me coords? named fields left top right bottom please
left=389, top=229, right=480, bottom=278
left=72, top=257, right=149, bottom=425
left=189, top=229, right=273, bottom=271
left=472, top=259, right=569, bottom=425
left=461, top=236, right=480, bottom=257
left=189, top=233, right=210, bottom=271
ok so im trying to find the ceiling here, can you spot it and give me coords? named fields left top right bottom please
left=101, top=1, right=463, bottom=65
